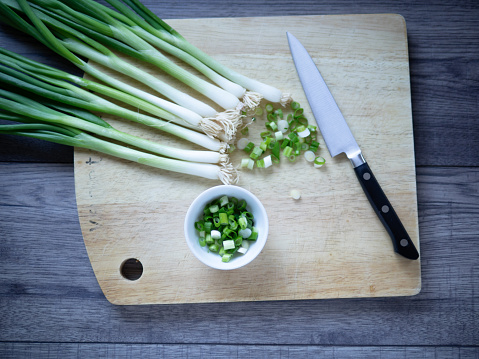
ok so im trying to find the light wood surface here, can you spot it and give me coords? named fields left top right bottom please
left=74, top=14, right=420, bottom=305
left=1, top=0, right=478, bottom=356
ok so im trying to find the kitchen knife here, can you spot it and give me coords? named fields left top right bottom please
left=287, top=32, right=419, bottom=260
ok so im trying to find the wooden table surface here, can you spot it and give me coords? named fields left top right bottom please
left=0, top=0, right=478, bottom=357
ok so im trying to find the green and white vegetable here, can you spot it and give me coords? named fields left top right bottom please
left=100, top=0, right=291, bottom=104
left=0, top=0, right=244, bottom=140
left=238, top=101, right=323, bottom=170
left=0, top=49, right=225, bottom=152
left=195, top=195, right=257, bottom=262
left=0, top=119, right=236, bottom=182
left=0, top=88, right=228, bottom=164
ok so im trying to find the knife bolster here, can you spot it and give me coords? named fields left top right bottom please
left=348, top=151, right=366, bottom=168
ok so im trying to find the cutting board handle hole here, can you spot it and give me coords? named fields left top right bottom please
left=120, top=258, right=143, bottom=281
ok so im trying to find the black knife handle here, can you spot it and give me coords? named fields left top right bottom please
left=353, top=162, right=419, bottom=260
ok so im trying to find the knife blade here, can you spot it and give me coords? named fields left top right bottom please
left=287, top=32, right=419, bottom=260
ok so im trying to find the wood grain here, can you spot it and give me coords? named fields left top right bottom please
left=1, top=164, right=477, bottom=345
left=2, top=0, right=477, bottom=166
left=73, top=14, right=421, bottom=305
left=1, top=343, right=478, bottom=358
left=1, top=0, right=478, bottom=356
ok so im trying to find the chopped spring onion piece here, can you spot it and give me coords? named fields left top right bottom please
left=243, top=142, right=255, bottom=153
left=241, top=158, right=254, bottom=170
left=309, top=141, right=320, bottom=152
left=248, top=227, right=259, bottom=240
left=275, top=131, right=284, bottom=141
left=271, top=142, right=281, bottom=160
left=241, top=240, right=250, bottom=250
left=219, top=195, right=229, bottom=207
left=294, top=108, right=304, bottom=117
left=263, top=155, right=273, bottom=168
left=278, top=119, right=289, bottom=133
left=250, top=146, right=263, bottom=160
left=221, top=253, right=233, bottom=262
left=259, top=141, right=268, bottom=152
left=266, top=121, right=278, bottom=131
left=237, top=247, right=247, bottom=254
left=238, top=228, right=252, bottom=238
left=236, top=137, right=250, bottom=150
left=296, top=125, right=311, bottom=138
left=211, top=230, right=221, bottom=240
left=223, top=240, right=235, bottom=250
left=209, top=244, right=219, bottom=252
left=314, top=156, right=326, bottom=168
left=304, top=150, right=316, bottom=162
left=283, top=146, right=293, bottom=158
left=265, top=103, right=274, bottom=112
left=291, top=101, right=300, bottom=110
left=260, top=131, right=271, bottom=139
left=290, top=189, right=301, bottom=200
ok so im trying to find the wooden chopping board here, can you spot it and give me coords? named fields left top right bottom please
left=74, top=14, right=421, bottom=305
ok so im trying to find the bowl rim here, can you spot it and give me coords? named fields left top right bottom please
left=184, top=185, right=269, bottom=270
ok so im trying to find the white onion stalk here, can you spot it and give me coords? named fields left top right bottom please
left=0, top=90, right=226, bottom=164
left=64, top=0, right=263, bottom=109
left=0, top=47, right=234, bottom=141
left=0, top=121, right=238, bottom=184
left=61, top=37, right=217, bottom=118
left=103, top=0, right=292, bottom=105
left=0, top=56, right=226, bottom=153
left=29, top=0, right=244, bottom=109
left=1, top=0, right=242, bottom=140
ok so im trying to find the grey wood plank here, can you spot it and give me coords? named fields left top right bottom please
left=0, top=343, right=478, bottom=359
left=1, top=163, right=478, bottom=346
left=1, top=0, right=478, bottom=165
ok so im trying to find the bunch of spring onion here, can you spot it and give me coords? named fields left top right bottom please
left=0, top=47, right=226, bottom=152
left=237, top=102, right=326, bottom=170
left=0, top=0, right=292, bottom=142
left=0, top=89, right=239, bottom=184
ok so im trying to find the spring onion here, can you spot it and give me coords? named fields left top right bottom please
left=2, top=0, right=222, bottom=114
left=314, top=156, right=326, bottom=168
left=0, top=0, right=298, bottom=140
left=233, top=101, right=327, bottom=172
left=194, top=195, right=257, bottom=262
left=290, top=189, right=301, bottom=200
left=304, top=150, right=316, bottom=162
left=0, top=55, right=226, bottom=153
left=0, top=119, right=238, bottom=183
left=236, top=137, right=250, bottom=150
left=101, top=0, right=291, bottom=104
left=0, top=89, right=230, bottom=165
left=240, top=158, right=254, bottom=170
left=0, top=0, right=243, bottom=140
left=27, top=0, right=241, bottom=110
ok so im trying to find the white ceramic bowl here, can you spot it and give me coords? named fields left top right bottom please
left=184, top=185, right=269, bottom=270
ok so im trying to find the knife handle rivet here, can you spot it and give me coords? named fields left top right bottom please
left=400, top=239, right=409, bottom=247
left=381, top=205, right=390, bottom=213
left=363, top=172, right=371, bottom=180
